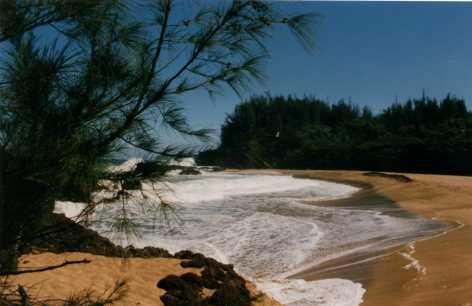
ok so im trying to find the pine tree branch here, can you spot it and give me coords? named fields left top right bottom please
left=1, top=259, right=91, bottom=276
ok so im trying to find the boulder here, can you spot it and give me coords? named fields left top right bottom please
left=210, top=279, right=251, bottom=306
left=158, top=274, right=209, bottom=306
left=180, top=253, right=206, bottom=268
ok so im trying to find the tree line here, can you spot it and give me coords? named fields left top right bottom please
left=198, top=94, right=472, bottom=174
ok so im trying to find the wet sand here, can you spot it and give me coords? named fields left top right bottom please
left=279, top=170, right=472, bottom=306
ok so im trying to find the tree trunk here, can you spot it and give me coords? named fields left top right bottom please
left=0, top=148, right=10, bottom=273
left=0, top=151, right=53, bottom=273
left=0, top=149, right=19, bottom=273
left=0, top=148, right=4, bottom=250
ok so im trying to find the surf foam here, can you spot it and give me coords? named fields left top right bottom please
left=55, top=166, right=368, bottom=306
left=168, top=157, right=196, bottom=167
left=259, top=278, right=365, bottom=306
left=56, top=161, right=458, bottom=306
left=163, top=171, right=359, bottom=204
left=54, top=201, right=87, bottom=219
left=400, top=242, right=426, bottom=275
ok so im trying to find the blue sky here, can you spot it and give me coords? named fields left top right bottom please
left=182, top=1, right=472, bottom=138
left=28, top=1, right=472, bottom=147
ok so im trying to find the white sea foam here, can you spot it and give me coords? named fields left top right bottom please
left=400, top=242, right=426, bottom=275
left=54, top=160, right=447, bottom=306
left=162, top=171, right=359, bottom=204
left=107, top=157, right=143, bottom=173
left=168, top=157, right=196, bottom=167
left=54, top=201, right=87, bottom=219
left=258, top=278, right=365, bottom=306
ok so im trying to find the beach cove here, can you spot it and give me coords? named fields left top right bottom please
left=6, top=168, right=466, bottom=305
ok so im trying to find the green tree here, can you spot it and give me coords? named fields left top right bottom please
left=200, top=94, right=472, bottom=173
left=0, top=0, right=317, bottom=273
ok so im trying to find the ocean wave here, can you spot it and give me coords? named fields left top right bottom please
left=55, top=163, right=446, bottom=306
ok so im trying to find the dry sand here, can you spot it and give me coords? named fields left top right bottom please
left=278, top=170, right=472, bottom=306
left=6, top=252, right=280, bottom=306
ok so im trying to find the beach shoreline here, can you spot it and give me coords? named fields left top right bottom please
left=6, top=169, right=472, bottom=306
left=274, top=170, right=472, bottom=306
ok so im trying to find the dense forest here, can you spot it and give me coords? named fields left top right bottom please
left=198, top=94, right=472, bottom=174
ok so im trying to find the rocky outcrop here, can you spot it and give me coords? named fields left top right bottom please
left=26, top=214, right=172, bottom=258
left=158, top=251, right=252, bottom=306
left=179, top=168, right=202, bottom=175
left=27, top=214, right=272, bottom=306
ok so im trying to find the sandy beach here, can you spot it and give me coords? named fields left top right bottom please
left=6, top=169, right=472, bottom=306
left=279, top=170, right=472, bottom=306
left=6, top=251, right=280, bottom=306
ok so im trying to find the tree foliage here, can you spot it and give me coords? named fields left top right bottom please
left=0, top=0, right=317, bottom=273
left=198, top=94, right=472, bottom=174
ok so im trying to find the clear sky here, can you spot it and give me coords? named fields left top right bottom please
left=29, top=1, right=472, bottom=148
left=182, top=1, right=472, bottom=139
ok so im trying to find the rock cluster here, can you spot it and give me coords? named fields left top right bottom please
left=29, top=214, right=253, bottom=306
left=158, top=251, right=251, bottom=306
left=26, top=214, right=172, bottom=258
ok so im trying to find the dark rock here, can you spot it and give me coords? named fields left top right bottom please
left=160, top=293, right=184, bottom=306
left=157, top=275, right=189, bottom=291
left=158, top=275, right=209, bottom=306
left=174, top=250, right=195, bottom=259
left=26, top=213, right=122, bottom=256
left=166, top=165, right=187, bottom=171
left=209, top=166, right=225, bottom=172
left=181, top=253, right=207, bottom=268
left=179, top=168, right=201, bottom=175
left=201, top=259, right=226, bottom=289
left=26, top=213, right=172, bottom=258
left=135, top=161, right=166, bottom=177
left=160, top=293, right=209, bottom=306
left=121, top=245, right=172, bottom=258
left=204, top=258, right=228, bottom=279
left=140, top=246, right=172, bottom=258
left=122, top=177, right=141, bottom=190
left=210, top=279, right=251, bottom=306
left=124, top=245, right=137, bottom=256
left=159, top=252, right=252, bottom=306
left=180, top=273, right=204, bottom=288
left=201, top=274, right=219, bottom=289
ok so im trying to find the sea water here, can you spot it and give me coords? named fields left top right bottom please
left=55, top=166, right=447, bottom=306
